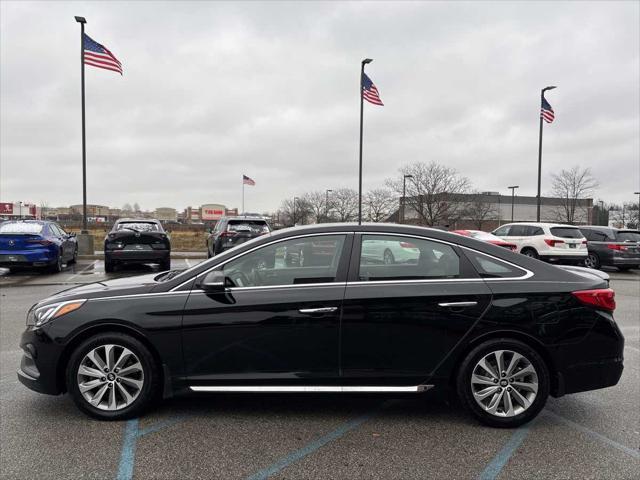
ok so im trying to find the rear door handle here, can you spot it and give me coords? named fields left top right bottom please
left=298, top=307, right=338, bottom=314
left=438, top=301, right=478, bottom=308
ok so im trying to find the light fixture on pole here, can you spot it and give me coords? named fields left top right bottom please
left=508, top=186, right=519, bottom=223
left=325, top=189, right=332, bottom=223
left=402, top=174, right=413, bottom=224
left=536, top=85, right=556, bottom=222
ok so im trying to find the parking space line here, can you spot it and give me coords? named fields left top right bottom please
left=66, top=260, right=98, bottom=282
left=245, top=401, right=390, bottom=480
left=544, top=410, right=640, bottom=459
left=477, top=421, right=535, bottom=480
left=184, top=259, right=192, bottom=268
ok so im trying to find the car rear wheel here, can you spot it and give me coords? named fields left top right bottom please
left=66, top=333, right=160, bottom=420
left=68, top=246, right=78, bottom=265
left=49, top=252, right=63, bottom=273
left=521, top=248, right=538, bottom=260
left=456, top=339, right=549, bottom=428
left=618, top=266, right=633, bottom=271
left=104, top=257, right=115, bottom=273
left=160, top=258, right=171, bottom=271
left=584, top=253, right=600, bottom=269
left=383, top=249, right=395, bottom=265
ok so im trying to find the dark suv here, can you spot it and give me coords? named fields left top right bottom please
left=578, top=226, right=640, bottom=271
left=206, top=216, right=270, bottom=257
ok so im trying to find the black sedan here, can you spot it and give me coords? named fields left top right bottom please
left=18, top=224, right=623, bottom=427
left=104, top=218, right=170, bottom=272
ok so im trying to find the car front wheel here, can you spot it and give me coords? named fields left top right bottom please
left=66, top=333, right=160, bottom=420
left=456, top=339, right=549, bottom=428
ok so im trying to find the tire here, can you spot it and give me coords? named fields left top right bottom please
left=104, top=257, right=115, bottom=273
left=160, top=258, right=171, bottom=271
left=49, top=252, right=63, bottom=273
left=584, top=253, right=600, bottom=269
left=65, top=332, right=160, bottom=420
left=618, top=266, right=632, bottom=272
left=383, top=249, right=395, bottom=265
left=521, top=248, right=538, bottom=260
left=68, top=246, right=78, bottom=265
left=456, top=338, right=550, bottom=428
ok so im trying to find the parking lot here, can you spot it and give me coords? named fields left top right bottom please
left=1, top=261, right=638, bottom=480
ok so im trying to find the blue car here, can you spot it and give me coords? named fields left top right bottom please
left=0, top=220, right=78, bottom=273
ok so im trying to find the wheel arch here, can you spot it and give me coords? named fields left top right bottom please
left=448, top=329, right=560, bottom=395
left=56, top=322, right=165, bottom=395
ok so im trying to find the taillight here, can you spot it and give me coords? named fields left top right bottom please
left=400, top=242, right=416, bottom=248
left=544, top=239, right=564, bottom=247
left=582, top=240, right=587, bottom=244
left=572, top=288, right=616, bottom=312
left=220, top=231, right=235, bottom=237
left=509, top=245, right=517, bottom=251
left=607, top=244, right=626, bottom=251
left=26, top=239, right=53, bottom=246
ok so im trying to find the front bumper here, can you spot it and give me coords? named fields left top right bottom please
left=17, top=326, right=64, bottom=395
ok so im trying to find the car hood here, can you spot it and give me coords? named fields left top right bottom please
left=43, top=272, right=160, bottom=304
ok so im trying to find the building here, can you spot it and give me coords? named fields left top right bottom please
left=393, top=193, right=594, bottom=230
left=154, top=207, right=179, bottom=222
left=70, top=204, right=110, bottom=217
left=0, top=202, right=40, bottom=219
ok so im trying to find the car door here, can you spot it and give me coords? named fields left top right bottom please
left=54, top=224, right=73, bottom=260
left=341, top=234, right=492, bottom=386
left=48, top=224, right=69, bottom=260
left=181, top=233, right=352, bottom=385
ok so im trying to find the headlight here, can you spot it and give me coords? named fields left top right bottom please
left=27, top=299, right=87, bottom=327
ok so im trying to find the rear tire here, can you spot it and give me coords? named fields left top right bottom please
left=160, top=258, right=171, bottom=271
left=456, top=338, right=550, bottom=428
left=618, top=266, right=632, bottom=271
left=521, top=248, right=538, bottom=260
left=49, top=252, right=63, bottom=273
left=584, top=253, right=600, bottom=269
left=68, top=246, right=78, bottom=265
left=104, top=257, right=115, bottom=273
left=66, top=332, right=160, bottom=420
left=383, top=249, right=395, bottom=265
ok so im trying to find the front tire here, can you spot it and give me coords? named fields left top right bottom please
left=49, top=251, right=63, bottom=273
left=65, top=333, right=160, bottom=420
left=68, top=246, right=78, bottom=265
left=383, top=249, right=395, bottom=265
left=456, top=339, right=549, bottom=428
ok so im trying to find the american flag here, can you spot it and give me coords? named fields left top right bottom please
left=243, top=174, right=255, bottom=186
left=83, top=34, right=122, bottom=75
left=541, top=97, right=555, bottom=123
left=362, top=73, right=384, bottom=106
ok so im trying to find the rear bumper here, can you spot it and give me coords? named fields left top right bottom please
left=611, top=257, right=640, bottom=266
left=540, top=253, right=587, bottom=263
left=106, top=249, right=170, bottom=262
left=0, top=248, right=56, bottom=267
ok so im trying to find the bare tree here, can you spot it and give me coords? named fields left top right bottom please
left=331, top=188, right=358, bottom=222
left=386, top=161, right=471, bottom=226
left=133, top=202, right=141, bottom=213
left=550, top=166, right=598, bottom=224
left=365, top=188, right=397, bottom=222
left=302, top=191, right=328, bottom=223
left=279, top=197, right=313, bottom=226
left=122, top=203, right=133, bottom=212
left=465, top=192, right=499, bottom=230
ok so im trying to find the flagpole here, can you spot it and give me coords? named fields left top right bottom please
left=536, top=85, right=556, bottom=222
left=359, top=58, right=373, bottom=225
left=242, top=178, right=245, bottom=216
left=75, top=16, right=88, bottom=233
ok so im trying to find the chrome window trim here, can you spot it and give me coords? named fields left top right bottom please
left=189, top=385, right=433, bottom=393
left=171, top=231, right=354, bottom=292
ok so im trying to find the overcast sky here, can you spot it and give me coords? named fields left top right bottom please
left=1, top=1, right=639, bottom=213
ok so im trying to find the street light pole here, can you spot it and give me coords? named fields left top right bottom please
left=325, top=189, right=332, bottom=223
left=598, top=200, right=604, bottom=226
left=293, top=196, right=299, bottom=226
left=358, top=58, right=373, bottom=226
left=402, top=174, right=413, bottom=224
left=508, top=186, right=519, bottom=223
left=536, top=85, right=556, bottom=222
left=635, top=192, right=640, bottom=228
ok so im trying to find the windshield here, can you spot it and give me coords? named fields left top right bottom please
left=0, top=222, right=44, bottom=234
left=617, top=231, right=640, bottom=242
left=116, top=222, right=160, bottom=232
left=550, top=227, right=584, bottom=239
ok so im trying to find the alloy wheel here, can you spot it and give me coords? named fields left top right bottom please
left=383, top=250, right=395, bottom=265
left=76, top=344, right=144, bottom=411
left=584, top=254, right=599, bottom=269
left=470, top=349, right=538, bottom=418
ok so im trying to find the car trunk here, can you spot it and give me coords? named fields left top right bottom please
left=107, top=230, right=169, bottom=251
left=0, top=234, right=45, bottom=250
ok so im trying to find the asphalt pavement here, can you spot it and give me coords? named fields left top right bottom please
left=0, top=261, right=638, bottom=479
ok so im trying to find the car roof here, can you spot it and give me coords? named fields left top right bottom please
left=223, top=216, right=268, bottom=221
left=498, top=222, right=583, bottom=229
left=116, top=218, right=160, bottom=223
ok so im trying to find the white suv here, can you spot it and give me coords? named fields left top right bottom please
left=492, top=222, right=587, bottom=264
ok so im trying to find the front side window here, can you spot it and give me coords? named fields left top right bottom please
left=221, top=235, right=346, bottom=288
left=359, top=235, right=460, bottom=281
left=509, top=225, right=528, bottom=236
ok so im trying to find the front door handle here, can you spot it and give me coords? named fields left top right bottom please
left=437, top=301, right=478, bottom=308
left=298, top=307, right=338, bottom=314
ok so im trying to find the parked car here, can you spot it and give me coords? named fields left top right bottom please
left=104, top=219, right=170, bottom=273
left=206, top=216, right=270, bottom=257
left=578, top=226, right=640, bottom=271
left=0, top=220, right=77, bottom=272
left=492, top=222, right=587, bottom=264
left=18, top=223, right=622, bottom=428
left=451, top=230, right=517, bottom=251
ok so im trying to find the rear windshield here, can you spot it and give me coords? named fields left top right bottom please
left=0, top=222, right=44, bottom=234
left=116, top=222, right=160, bottom=232
left=468, top=231, right=499, bottom=241
left=227, top=220, right=269, bottom=234
left=617, top=231, right=640, bottom=242
left=550, top=227, right=583, bottom=239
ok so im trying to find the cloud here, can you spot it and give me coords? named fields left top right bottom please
left=1, top=1, right=638, bottom=212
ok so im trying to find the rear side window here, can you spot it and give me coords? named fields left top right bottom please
left=464, top=250, right=528, bottom=279
left=550, top=227, right=583, bottom=239
left=0, top=222, right=43, bottom=234
left=359, top=235, right=460, bottom=281
left=528, top=227, right=544, bottom=236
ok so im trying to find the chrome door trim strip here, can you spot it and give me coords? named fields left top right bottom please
left=189, top=385, right=433, bottom=393
left=170, top=231, right=354, bottom=292
left=298, top=307, right=338, bottom=314
left=438, top=301, right=478, bottom=307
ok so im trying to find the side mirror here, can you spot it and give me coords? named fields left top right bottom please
left=198, top=270, right=225, bottom=292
